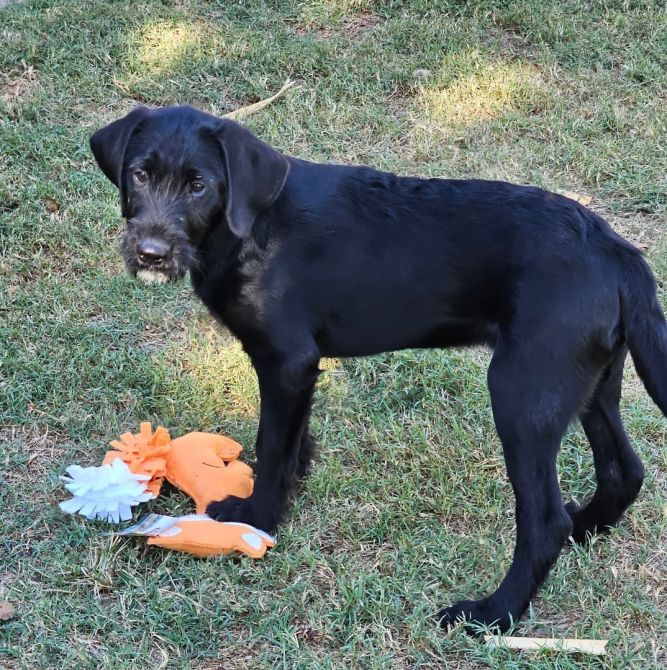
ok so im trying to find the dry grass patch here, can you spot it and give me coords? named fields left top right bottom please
left=0, top=425, right=71, bottom=482
left=0, top=61, right=36, bottom=106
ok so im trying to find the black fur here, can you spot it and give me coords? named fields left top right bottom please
left=91, top=105, right=667, bottom=634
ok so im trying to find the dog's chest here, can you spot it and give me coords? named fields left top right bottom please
left=191, top=256, right=268, bottom=346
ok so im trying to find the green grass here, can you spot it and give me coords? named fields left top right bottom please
left=1, top=0, right=666, bottom=668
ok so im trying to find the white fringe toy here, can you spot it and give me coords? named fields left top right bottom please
left=59, top=458, right=155, bottom=523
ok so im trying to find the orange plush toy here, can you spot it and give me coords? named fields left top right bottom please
left=64, top=422, right=272, bottom=558
left=166, top=431, right=254, bottom=513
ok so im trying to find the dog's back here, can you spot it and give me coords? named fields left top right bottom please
left=262, top=161, right=640, bottom=359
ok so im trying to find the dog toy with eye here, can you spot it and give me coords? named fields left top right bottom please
left=60, top=423, right=274, bottom=558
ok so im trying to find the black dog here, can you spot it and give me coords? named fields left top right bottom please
left=90, top=105, right=667, bottom=633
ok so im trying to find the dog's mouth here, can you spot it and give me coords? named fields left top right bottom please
left=124, top=255, right=188, bottom=284
left=131, top=262, right=187, bottom=284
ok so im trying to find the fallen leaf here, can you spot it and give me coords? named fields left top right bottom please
left=0, top=601, right=15, bottom=621
left=44, top=197, right=61, bottom=213
left=562, top=191, right=592, bottom=206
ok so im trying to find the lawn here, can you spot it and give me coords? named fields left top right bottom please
left=1, top=0, right=666, bottom=668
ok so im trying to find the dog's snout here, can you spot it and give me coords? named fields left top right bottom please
left=136, top=238, right=170, bottom=265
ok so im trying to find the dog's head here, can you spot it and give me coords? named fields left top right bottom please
left=90, top=106, right=289, bottom=283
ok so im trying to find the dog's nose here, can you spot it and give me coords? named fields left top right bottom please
left=136, top=238, right=170, bottom=265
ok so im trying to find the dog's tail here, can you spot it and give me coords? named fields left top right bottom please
left=619, top=246, right=667, bottom=415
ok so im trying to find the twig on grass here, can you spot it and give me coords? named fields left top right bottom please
left=223, top=79, right=299, bottom=121
left=484, top=635, right=608, bottom=655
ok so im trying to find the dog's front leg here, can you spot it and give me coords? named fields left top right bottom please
left=207, top=349, right=320, bottom=532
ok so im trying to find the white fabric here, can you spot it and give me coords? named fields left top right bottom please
left=59, top=458, right=153, bottom=523
left=241, top=533, right=263, bottom=551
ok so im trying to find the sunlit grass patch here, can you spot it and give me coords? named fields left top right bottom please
left=117, top=15, right=250, bottom=108
left=128, top=17, right=246, bottom=78
left=173, top=327, right=259, bottom=420
left=135, top=20, right=207, bottom=74
left=413, top=53, right=543, bottom=135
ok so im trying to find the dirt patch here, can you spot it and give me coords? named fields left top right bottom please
left=340, top=10, right=382, bottom=40
left=495, top=30, right=542, bottom=67
left=593, top=208, right=665, bottom=252
left=190, top=629, right=267, bottom=670
left=290, top=10, right=382, bottom=41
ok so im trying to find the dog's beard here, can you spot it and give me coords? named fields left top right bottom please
left=136, top=268, right=170, bottom=284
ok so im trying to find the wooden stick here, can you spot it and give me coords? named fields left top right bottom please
left=223, top=79, right=299, bottom=121
left=484, top=635, right=608, bottom=655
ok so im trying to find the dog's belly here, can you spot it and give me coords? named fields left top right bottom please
left=308, top=258, right=504, bottom=358
left=316, top=315, right=498, bottom=358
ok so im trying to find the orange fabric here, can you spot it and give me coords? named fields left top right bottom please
left=103, top=424, right=266, bottom=557
left=103, top=422, right=171, bottom=496
left=147, top=518, right=274, bottom=558
left=165, top=432, right=254, bottom=514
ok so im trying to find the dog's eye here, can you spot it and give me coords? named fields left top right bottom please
left=190, top=180, right=205, bottom=194
left=133, top=170, right=148, bottom=185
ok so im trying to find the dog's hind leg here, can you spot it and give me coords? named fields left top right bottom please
left=438, top=337, right=589, bottom=633
left=296, top=420, right=317, bottom=480
left=565, top=347, right=645, bottom=543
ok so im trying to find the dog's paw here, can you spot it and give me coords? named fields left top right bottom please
left=564, top=501, right=601, bottom=544
left=206, top=495, right=255, bottom=524
left=564, top=501, right=586, bottom=544
left=206, top=496, right=274, bottom=532
left=437, top=599, right=514, bottom=635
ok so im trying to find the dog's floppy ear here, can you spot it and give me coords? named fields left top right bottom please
left=214, top=119, right=290, bottom=238
left=90, top=107, right=151, bottom=202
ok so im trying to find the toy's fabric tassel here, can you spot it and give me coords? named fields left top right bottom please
left=104, top=422, right=171, bottom=496
left=59, top=458, right=154, bottom=523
